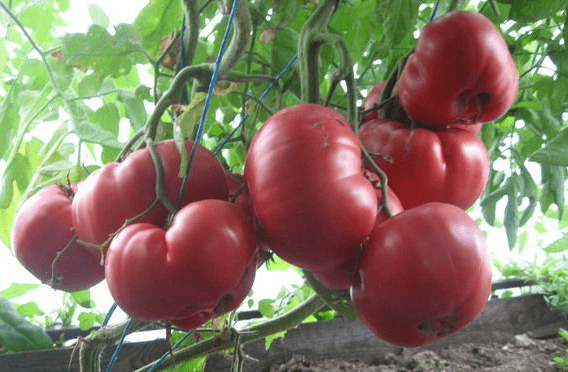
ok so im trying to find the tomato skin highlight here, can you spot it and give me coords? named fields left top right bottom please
left=245, top=104, right=378, bottom=273
left=359, top=119, right=489, bottom=210
left=397, top=11, right=519, bottom=127
left=72, top=140, right=228, bottom=249
left=351, top=202, right=492, bottom=347
left=11, top=184, right=105, bottom=292
left=105, top=200, right=257, bottom=324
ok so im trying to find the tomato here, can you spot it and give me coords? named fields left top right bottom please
left=11, top=184, right=105, bottom=292
left=73, top=140, right=228, bottom=248
left=351, top=202, right=492, bottom=347
left=313, top=171, right=404, bottom=289
left=397, top=11, right=519, bottom=127
left=359, top=119, right=489, bottom=209
left=363, top=82, right=482, bottom=134
left=169, top=263, right=256, bottom=330
left=226, top=171, right=251, bottom=217
left=105, top=199, right=258, bottom=323
left=362, top=81, right=385, bottom=123
left=245, top=104, right=377, bottom=273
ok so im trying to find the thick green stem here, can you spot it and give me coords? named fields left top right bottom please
left=303, top=271, right=358, bottom=320
left=361, top=147, right=393, bottom=218
left=79, top=319, right=151, bottom=372
left=298, top=0, right=338, bottom=103
left=219, top=0, right=252, bottom=77
left=134, top=294, right=326, bottom=372
left=181, top=0, right=200, bottom=67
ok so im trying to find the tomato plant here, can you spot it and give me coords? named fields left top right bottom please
left=11, top=184, right=105, bottom=292
left=72, top=140, right=228, bottom=249
left=245, top=104, right=378, bottom=274
left=105, top=199, right=258, bottom=326
left=351, top=202, right=492, bottom=347
left=359, top=118, right=490, bottom=209
left=397, top=11, right=519, bottom=128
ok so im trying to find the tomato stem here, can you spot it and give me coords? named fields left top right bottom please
left=49, top=234, right=78, bottom=290
left=361, top=147, right=394, bottom=218
left=303, top=270, right=358, bottom=320
left=146, top=138, right=177, bottom=215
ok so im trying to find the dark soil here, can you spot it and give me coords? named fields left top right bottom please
left=270, top=333, right=568, bottom=372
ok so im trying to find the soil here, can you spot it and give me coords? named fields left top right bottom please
left=270, top=333, right=568, bottom=372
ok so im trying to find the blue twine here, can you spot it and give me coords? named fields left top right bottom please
left=104, top=318, right=133, bottom=372
left=214, top=54, right=299, bottom=155
left=146, top=330, right=194, bottom=372
left=431, top=0, right=440, bottom=21
left=177, top=0, right=241, bottom=208
left=102, top=303, right=117, bottom=327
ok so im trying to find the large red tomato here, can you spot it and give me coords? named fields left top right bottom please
left=245, top=104, right=377, bottom=273
left=72, top=140, right=228, bottom=248
left=105, top=199, right=258, bottom=323
left=313, top=171, right=404, bottom=289
left=363, top=81, right=482, bottom=134
left=397, top=11, right=519, bottom=127
left=351, top=202, right=492, bottom=347
left=11, top=184, right=105, bottom=292
left=359, top=119, right=489, bottom=210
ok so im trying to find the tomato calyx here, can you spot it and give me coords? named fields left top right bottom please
left=417, top=309, right=459, bottom=337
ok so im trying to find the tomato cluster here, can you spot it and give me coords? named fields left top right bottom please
left=10, top=10, right=517, bottom=347
left=11, top=140, right=258, bottom=329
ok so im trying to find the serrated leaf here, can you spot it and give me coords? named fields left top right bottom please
left=117, top=88, right=147, bottom=129
left=0, top=284, right=40, bottom=300
left=383, top=0, right=419, bottom=47
left=17, top=302, right=44, bottom=318
left=258, top=299, right=275, bottom=318
left=0, top=297, right=53, bottom=352
left=89, top=103, right=120, bottom=136
left=78, top=312, right=103, bottom=330
left=70, top=290, right=95, bottom=309
left=273, top=0, right=300, bottom=28
left=544, top=234, right=568, bottom=253
left=530, top=127, right=568, bottom=166
left=0, top=172, right=14, bottom=209
left=76, top=121, right=123, bottom=148
left=88, top=3, right=110, bottom=29
left=509, top=0, right=568, bottom=22
left=133, top=0, right=182, bottom=56
left=61, top=24, right=141, bottom=78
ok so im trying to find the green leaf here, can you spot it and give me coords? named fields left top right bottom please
left=88, top=3, right=110, bottom=29
left=508, top=0, right=568, bottom=22
left=117, top=88, right=148, bottom=130
left=133, top=0, right=182, bottom=56
left=0, top=297, right=53, bottom=352
left=504, top=178, right=521, bottom=250
left=70, top=290, right=95, bottom=309
left=89, top=103, right=121, bottom=136
left=77, top=312, right=103, bottom=330
left=258, top=299, right=275, bottom=318
left=0, top=99, right=20, bottom=160
left=540, top=164, right=565, bottom=219
left=0, top=284, right=40, bottom=300
left=265, top=330, right=286, bottom=350
left=17, top=302, right=44, bottom=318
left=382, top=0, right=419, bottom=47
left=61, top=24, right=141, bottom=78
left=273, top=0, right=300, bottom=28
left=177, top=93, right=207, bottom=139
left=530, top=127, right=568, bottom=166
left=544, top=234, right=568, bottom=253
left=0, top=171, right=14, bottom=209
left=76, top=121, right=123, bottom=148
